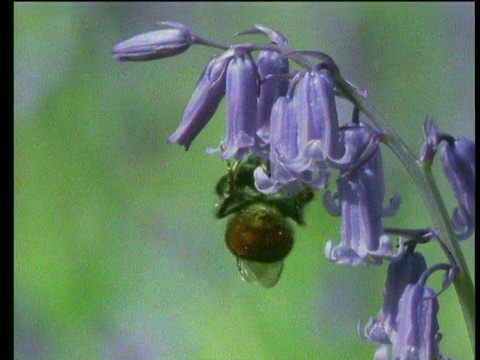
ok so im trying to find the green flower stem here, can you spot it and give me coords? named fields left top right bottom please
left=335, top=76, right=475, bottom=356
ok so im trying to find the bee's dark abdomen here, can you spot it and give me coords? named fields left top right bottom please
left=225, top=203, right=294, bottom=263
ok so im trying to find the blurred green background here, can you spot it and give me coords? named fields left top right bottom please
left=14, top=3, right=474, bottom=359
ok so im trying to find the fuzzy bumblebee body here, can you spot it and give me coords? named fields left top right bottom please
left=225, top=202, right=294, bottom=263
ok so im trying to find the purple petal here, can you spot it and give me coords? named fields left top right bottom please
left=112, top=23, right=194, bottom=61
left=394, top=285, right=441, bottom=360
left=382, top=192, right=402, bottom=218
left=167, top=55, right=230, bottom=149
left=309, top=68, right=342, bottom=160
left=253, top=166, right=280, bottom=194
left=256, top=50, right=289, bottom=143
left=359, top=251, right=428, bottom=351
left=324, top=124, right=403, bottom=266
left=220, top=49, right=259, bottom=160
left=419, top=115, right=441, bottom=164
left=322, top=191, right=341, bottom=216
left=440, top=136, right=475, bottom=240
left=373, top=344, right=391, bottom=360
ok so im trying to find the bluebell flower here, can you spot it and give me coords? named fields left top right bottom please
left=167, top=54, right=230, bottom=149
left=323, top=122, right=403, bottom=266
left=440, top=135, right=475, bottom=240
left=307, top=66, right=343, bottom=162
left=255, top=49, right=290, bottom=144
left=360, top=246, right=455, bottom=360
left=280, top=67, right=334, bottom=172
left=253, top=71, right=329, bottom=195
left=219, top=47, right=260, bottom=160
left=359, top=250, right=427, bottom=346
left=112, top=21, right=195, bottom=61
left=278, top=69, right=331, bottom=188
left=287, top=65, right=372, bottom=174
left=420, top=117, right=475, bottom=240
left=236, top=25, right=290, bottom=144
left=393, top=283, right=441, bottom=360
left=253, top=92, right=299, bottom=195
left=291, top=69, right=325, bottom=167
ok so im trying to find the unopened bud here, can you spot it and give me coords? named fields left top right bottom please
left=112, top=22, right=195, bottom=61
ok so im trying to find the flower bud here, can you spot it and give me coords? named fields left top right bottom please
left=440, top=135, right=475, bottom=240
left=419, top=115, right=440, bottom=165
left=167, top=55, right=230, bottom=149
left=419, top=117, right=475, bottom=240
left=112, top=22, right=195, bottom=61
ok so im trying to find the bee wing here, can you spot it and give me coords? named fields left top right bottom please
left=236, top=259, right=283, bottom=288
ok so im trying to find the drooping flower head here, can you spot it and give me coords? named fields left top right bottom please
left=360, top=242, right=456, bottom=360
left=440, top=135, right=475, bottom=240
left=167, top=54, right=230, bottom=149
left=393, top=283, right=441, bottom=360
left=237, top=24, right=290, bottom=144
left=290, top=69, right=326, bottom=169
left=420, top=117, right=475, bottom=240
left=253, top=70, right=330, bottom=195
left=253, top=87, right=300, bottom=195
left=219, top=46, right=260, bottom=160
left=307, top=65, right=342, bottom=161
left=323, top=122, right=403, bottom=266
left=359, top=250, right=428, bottom=345
left=285, top=52, right=362, bottom=169
left=255, top=49, right=290, bottom=144
left=112, top=21, right=195, bottom=61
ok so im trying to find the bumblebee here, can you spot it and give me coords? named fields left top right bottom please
left=215, top=153, right=314, bottom=288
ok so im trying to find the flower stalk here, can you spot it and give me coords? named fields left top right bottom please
left=113, top=22, right=475, bottom=358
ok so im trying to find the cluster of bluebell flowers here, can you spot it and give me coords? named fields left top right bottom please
left=113, top=22, right=475, bottom=359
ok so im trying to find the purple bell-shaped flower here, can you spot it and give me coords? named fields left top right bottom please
left=254, top=71, right=329, bottom=195
left=359, top=250, right=427, bottom=346
left=323, top=122, right=402, bottom=266
left=219, top=47, right=260, bottom=160
left=167, top=54, right=230, bottom=149
left=420, top=117, right=475, bottom=240
left=440, top=135, right=475, bottom=240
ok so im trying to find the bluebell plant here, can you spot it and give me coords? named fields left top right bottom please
left=113, top=23, right=475, bottom=359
